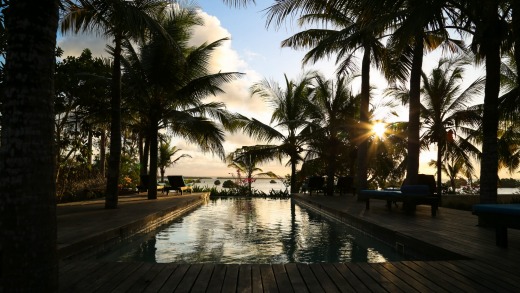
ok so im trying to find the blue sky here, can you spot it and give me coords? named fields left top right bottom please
left=57, top=1, right=492, bottom=180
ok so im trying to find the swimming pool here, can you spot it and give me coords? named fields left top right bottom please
left=100, top=197, right=409, bottom=264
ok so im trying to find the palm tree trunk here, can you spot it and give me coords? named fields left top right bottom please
left=105, top=33, right=123, bottom=209
left=436, top=142, right=442, bottom=196
left=356, top=47, right=371, bottom=191
left=0, top=1, right=59, bottom=291
left=290, top=159, right=298, bottom=193
left=148, top=122, right=159, bottom=200
left=479, top=1, right=501, bottom=204
left=99, top=128, right=107, bottom=177
left=406, top=34, right=424, bottom=185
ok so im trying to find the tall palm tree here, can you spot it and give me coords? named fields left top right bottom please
left=61, top=0, right=168, bottom=208
left=0, top=1, right=59, bottom=291
left=243, top=72, right=316, bottom=193
left=158, top=142, right=191, bottom=183
left=383, top=0, right=465, bottom=185
left=450, top=0, right=512, bottom=203
left=305, top=73, right=359, bottom=195
left=268, top=0, right=388, bottom=191
left=419, top=56, right=483, bottom=195
left=122, top=6, right=243, bottom=199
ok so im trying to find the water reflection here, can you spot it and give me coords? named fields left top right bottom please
left=108, top=198, right=406, bottom=263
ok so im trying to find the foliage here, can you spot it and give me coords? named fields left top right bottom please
left=214, top=180, right=221, bottom=185
left=499, top=178, right=520, bottom=188
left=222, top=179, right=236, bottom=188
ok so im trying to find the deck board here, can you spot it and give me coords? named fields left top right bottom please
left=58, top=194, right=520, bottom=292
left=284, top=263, right=309, bottom=293
left=272, top=263, right=293, bottom=293
left=143, top=263, right=177, bottom=292
left=237, top=264, right=252, bottom=293
left=157, top=263, right=189, bottom=293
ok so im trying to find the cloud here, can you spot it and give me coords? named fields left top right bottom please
left=58, top=33, right=110, bottom=58
left=56, top=8, right=289, bottom=177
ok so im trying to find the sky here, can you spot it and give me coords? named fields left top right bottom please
left=57, top=1, right=497, bottom=180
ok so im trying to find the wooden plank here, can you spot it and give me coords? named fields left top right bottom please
left=190, top=264, right=215, bottom=293
left=428, top=261, right=493, bottom=292
left=251, top=265, right=263, bottom=293
left=206, top=264, right=227, bottom=293
left=356, top=263, right=403, bottom=293
left=284, top=263, right=309, bottom=293
left=237, top=264, right=252, bottom=293
left=112, top=262, right=154, bottom=293
left=175, top=264, right=203, bottom=293
left=308, top=264, right=340, bottom=293
left=320, top=263, right=355, bottom=292
left=390, top=262, right=448, bottom=292
left=296, top=263, right=323, bottom=292
left=95, top=262, right=144, bottom=292
left=157, top=264, right=189, bottom=293
left=127, top=263, right=166, bottom=292
left=369, top=263, right=419, bottom=292
left=446, top=260, right=520, bottom=292
left=59, top=261, right=107, bottom=291
left=260, top=264, right=277, bottom=292
left=221, top=264, right=239, bottom=293
left=346, top=263, right=387, bottom=293
left=333, top=263, right=371, bottom=293
left=407, top=261, right=474, bottom=292
left=272, top=264, right=294, bottom=293
left=143, top=264, right=178, bottom=293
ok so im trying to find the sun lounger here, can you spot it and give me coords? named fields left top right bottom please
left=358, top=184, right=439, bottom=217
left=472, top=204, right=520, bottom=248
left=164, top=175, right=193, bottom=195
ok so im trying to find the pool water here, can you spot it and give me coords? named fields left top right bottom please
left=101, top=197, right=408, bottom=264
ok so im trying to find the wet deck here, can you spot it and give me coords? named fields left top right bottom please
left=58, top=193, right=520, bottom=292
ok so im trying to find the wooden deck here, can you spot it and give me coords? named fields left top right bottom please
left=58, top=193, right=520, bottom=292
left=59, top=260, right=519, bottom=292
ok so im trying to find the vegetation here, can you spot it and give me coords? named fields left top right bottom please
left=2, top=0, right=520, bottom=290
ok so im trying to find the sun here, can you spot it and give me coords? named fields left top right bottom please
left=372, top=122, right=386, bottom=138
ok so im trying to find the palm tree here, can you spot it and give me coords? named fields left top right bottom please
left=122, top=6, right=243, bottom=199
left=158, top=142, right=191, bottom=183
left=243, top=72, right=316, bottom=193
left=450, top=0, right=512, bottom=203
left=61, top=0, right=168, bottom=208
left=419, top=56, right=483, bottom=195
left=0, top=1, right=59, bottom=291
left=267, top=0, right=388, bottom=191
left=305, top=73, right=359, bottom=195
left=382, top=0, right=466, bottom=185
left=227, top=146, right=279, bottom=196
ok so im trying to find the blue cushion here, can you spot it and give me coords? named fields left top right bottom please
left=400, top=185, right=430, bottom=196
left=473, top=204, right=520, bottom=216
left=359, top=190, right=401, bottom=197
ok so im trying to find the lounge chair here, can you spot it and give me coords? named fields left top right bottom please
left=358, top=174, right=440, bottom=217
left=136, top=175, right=149, bottom=194
left=307, top=176, right=325, bottom=196
left=336, top=176, right=355, bottom=196
left=472, top=204, right=520, bottom=248
left=164, top=175, right=193, bottom=195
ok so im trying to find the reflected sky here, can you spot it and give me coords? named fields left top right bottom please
left=104, top=198, right=406, bottom=264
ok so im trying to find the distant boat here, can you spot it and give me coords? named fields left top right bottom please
left=270, top=180, right=276, bottom=184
